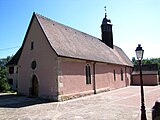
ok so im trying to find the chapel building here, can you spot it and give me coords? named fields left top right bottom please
left=7, top=12, right=133, bottom=101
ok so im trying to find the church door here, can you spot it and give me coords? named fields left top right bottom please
left=32, top=75, right=39, bottom=97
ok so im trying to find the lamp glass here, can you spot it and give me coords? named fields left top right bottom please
left=136, top=50, right=144, bottom=60
left=135, top=44, right=144, bottom=60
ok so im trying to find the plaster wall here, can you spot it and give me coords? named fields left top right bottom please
left=7, top=65, right=18, bottom=91
left=18, top=16, right=58, bottom=99
left=132, top=74, right=159, bottom=85
left=58, top=58, right=132, bottom=97
left=95, top=63, right=126, bottom=90
left=58, top=58, right=93, bottom=95
left=125, top=67, right=133, bottom=86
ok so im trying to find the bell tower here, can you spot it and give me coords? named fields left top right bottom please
left=101, top=6, right=113, bottom=49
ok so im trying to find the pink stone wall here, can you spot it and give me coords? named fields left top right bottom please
left=58, top=58, right=132, bottom=96
left=132, top=74, right=159, bottom=85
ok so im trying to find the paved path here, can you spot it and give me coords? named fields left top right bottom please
left=0, top=86, right=160, bottom=120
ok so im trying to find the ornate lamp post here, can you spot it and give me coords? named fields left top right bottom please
left=135, top=44, right=147, bottom=120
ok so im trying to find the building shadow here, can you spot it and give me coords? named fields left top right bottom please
left=0, top=93, right=52, bottom=108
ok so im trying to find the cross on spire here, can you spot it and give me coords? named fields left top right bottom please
left=103, top=6, right=111, bottom=23
left=104, top=6, right=107, bottom=18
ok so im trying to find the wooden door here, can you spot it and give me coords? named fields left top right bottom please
left=32, top=75, right=38, bottom=97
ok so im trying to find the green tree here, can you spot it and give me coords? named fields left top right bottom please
left=132, top=57, right=137, bottom=65
left=132, top=57, right=160, bottom=74
left=0, top=56, right=12, bottom=92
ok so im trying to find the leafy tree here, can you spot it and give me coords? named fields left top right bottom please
left=142, top=58, right=152, bottom=64
left=0, top=56, right=12, bottom=92
left=132, top=57, right=137, bottom=65
left=132, top=57, right=160, bottom=74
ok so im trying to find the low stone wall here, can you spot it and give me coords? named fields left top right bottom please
left=19, top=87, right=115, bottom=102
left=58, top=87, right=110, bottom=101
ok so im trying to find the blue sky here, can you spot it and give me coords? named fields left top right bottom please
left=0, top=0, right=160, bottom=59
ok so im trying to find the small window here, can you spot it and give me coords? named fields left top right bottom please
left=8, top=79, right=13, bottom=85
left=9, top=67, right=14, bottom=74
left=113, top=70, right=116, bottom=81
left=31, top=42, right=34, bottom=50
left=86, top=64, right=91, bottom=84
left=121, top=68, right=123, bottom=81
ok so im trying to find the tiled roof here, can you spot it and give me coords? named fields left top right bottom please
left=35, top=13, right=133, bottom=66
left=6, top=47, right=22, bottom=66
left=7, top=13, right=133, bottom=67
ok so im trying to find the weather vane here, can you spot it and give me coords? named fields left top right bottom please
left=104, top=6, right=111, bottom=23
left=104, top=6, right=107, bottom=17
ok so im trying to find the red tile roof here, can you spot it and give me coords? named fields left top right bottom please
left=35, top=13, right=133, bottom=66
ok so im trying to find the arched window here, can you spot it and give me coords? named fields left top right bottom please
left=85, top=64, right=91, bottom=84
left=121, top=68, right=123, bottom=81
left=113, top=70, right=116, bottom=81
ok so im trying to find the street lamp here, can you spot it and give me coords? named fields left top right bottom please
left=135, top=44, right=147, bottom=120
